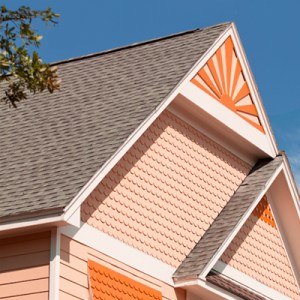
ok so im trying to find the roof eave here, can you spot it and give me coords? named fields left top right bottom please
left=0, top=206, right=81, bottom=234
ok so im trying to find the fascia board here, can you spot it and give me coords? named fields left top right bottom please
left=0, top=208, right=80, bottom=233
left=175, top=278, right=244, bottom=300
left=230, top=23, right=278, bottom=157
left=62, top=24, right=232, bottom=221
left=60, top=223, right=176, bottom=285
left=282, top=155, right=300, bottom=216
left=213, top=261, right=291, bottom=300
left=180, top=82, right=273, bottom=157
left=270, top=154, right=300, bottom=289
left=267, top=190, right=300, bottom=289
left=0, top=214, right=64, bottom=232
left=200, top=162, right=284, bottom=278
left=49, top=228, right=61, bottom=300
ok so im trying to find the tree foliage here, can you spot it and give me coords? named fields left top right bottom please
left=0, top=5, right=60, bottom=107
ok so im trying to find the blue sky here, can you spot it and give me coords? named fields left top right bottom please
left=4, top=0, right=300, bottom=186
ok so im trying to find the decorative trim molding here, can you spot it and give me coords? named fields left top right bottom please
left=213, top=261, right=291, bottom=300
left=49, top=228, right=61, bottom=300
left=60, top=223, right=176, bottom=285
left=180, top=81, right=273, bottom=156
left=175, top=278, right=244, bottom=300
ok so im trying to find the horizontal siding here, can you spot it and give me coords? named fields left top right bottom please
left=0, top=250, right=50, bottom=273
left=60, top=277, right=89, bottom=299
left=0, top=278, right=48, bottom=298
left=61, top=249, right=86, bottom=273
left=60, top=263, right=87, bottom=288
left=0, top=232, right=50, bottom=299
left=0, top=236, right=50, bottom=258
left=1, top=292, right=48, bottom=300
left=0, top=265, right=49, bottom=285
left=60, top=290, right=84, bottom=300
left=60, top=238, right=89, bottom=299
left=60, top=234, right=185, bottom=300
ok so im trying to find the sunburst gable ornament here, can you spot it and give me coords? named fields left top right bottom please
left=191, top=37, right=265, bottom=133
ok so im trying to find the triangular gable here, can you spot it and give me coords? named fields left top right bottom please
left=179, top=24, right=277, bottom=158
left=0, top=23, right=231, bottom=230
left=191, top=36, right=264, bottom=133
left=173, top=156, right=283, bottom=281
left=174, top=155, right=300, bottom=299
left=220, top=196, right=300, bottom=299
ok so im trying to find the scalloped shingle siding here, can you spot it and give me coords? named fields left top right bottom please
left=88, top=260, right=162, bottom=300
left=81, top=110, right=250, bottom=267
left=221, top=203, right=300, bottom=299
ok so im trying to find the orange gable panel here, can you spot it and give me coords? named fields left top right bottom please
left=88, top=260, right=162, bottom=300
left=191, top=36, right=265, bottom=133
left=252, top=195, right=276, bottom=228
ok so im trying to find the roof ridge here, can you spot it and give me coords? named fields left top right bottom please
left=52, top=22, right=231, bottom=66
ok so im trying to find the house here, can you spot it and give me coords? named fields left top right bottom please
left=0, top=22, right=299, bottom=300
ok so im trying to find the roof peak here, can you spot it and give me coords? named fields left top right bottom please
left=52, top=22, right=231, bottom=66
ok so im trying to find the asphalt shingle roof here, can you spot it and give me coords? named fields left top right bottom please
left=206, top=272, right=266, bottom=300
left=173, top=155, right=283, bottom=280
left=0, top=23, right=230, bottom=222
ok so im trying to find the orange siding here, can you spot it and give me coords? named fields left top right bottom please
left=221, top=200, right=300, bottom=299
left=88, top=260, right=162, bottom=300
left=0, top=232, right=50, bottom=299
left=81, top=110, right=250, bottom=267
left=191, top=37, right=264, bottom=133
left=60, top=234, right=185, bottom=300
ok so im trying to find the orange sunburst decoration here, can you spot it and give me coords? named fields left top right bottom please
left=191, top=37, right=265, bottom=133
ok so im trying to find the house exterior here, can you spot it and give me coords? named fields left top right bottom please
left=0, top=22, right=299, bottom=300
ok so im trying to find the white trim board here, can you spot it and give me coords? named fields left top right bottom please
left=282, top=156, right=300, bottom=216
left=0, top=214, right=64, bottom=232
left=167, top=101, right=257, bottom=166
left=213, top=261, right=290, bottom=300
left=231, top=23, right=278, bottom=157
left=60, top=223, right=176, bottom=286
left=175, top=278, right=244, bottom=300
left=267, top=191, right=300, bottom=289
left=180, top=81, right=273, bottom=157
left=200, top=161, right=284, bottom=278
left=49, top=228, right=61, bottom=300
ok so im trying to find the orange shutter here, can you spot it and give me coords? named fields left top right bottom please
left=88, top=260, right=162, bottom=300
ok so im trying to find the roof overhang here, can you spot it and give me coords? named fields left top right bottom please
left=0, top=206, right=81, bottom=235
left=174, top=277, right=245, bottom=300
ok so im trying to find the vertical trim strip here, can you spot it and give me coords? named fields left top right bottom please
left=49, top=228, right=61, bottom=300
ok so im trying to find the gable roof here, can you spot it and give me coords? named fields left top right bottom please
left=173, top=155, right=283, bottom=280
left=0, top=23, right=230, bottom=223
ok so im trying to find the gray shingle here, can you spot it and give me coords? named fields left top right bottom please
left=0, top=23, right=230, bottom=222
left=173, top=155, right=283, bottom=280
left=206, top=272, right=267, bottom=300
